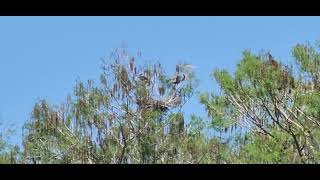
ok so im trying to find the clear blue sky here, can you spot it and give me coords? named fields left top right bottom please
left=1, top=16, right=320, bottom=144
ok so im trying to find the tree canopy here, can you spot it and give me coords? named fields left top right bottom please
left=2, top=41, right=320, bottom=164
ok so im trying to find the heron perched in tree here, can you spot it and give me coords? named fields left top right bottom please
left=129, top=57, right=135, bottom=72
left=267, top=52, right=274, bottom=61
left=169, top=73, right=186, bottom=85
left=139, top=73, right=149, bottom=83
left=267, top=53, right=279, bottom=67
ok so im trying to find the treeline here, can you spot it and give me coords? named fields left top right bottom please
left=1, top=41, right=320, bottom=164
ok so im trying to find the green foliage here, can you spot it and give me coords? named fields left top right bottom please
left=0, top=122, right=20, bottom=164
left=3, top=41, right=320, bottom=164
left=200, top=41, right=320, bottom=164
left=21, top=47, right=208, bottom=164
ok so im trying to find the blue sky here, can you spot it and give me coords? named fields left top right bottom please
left=1, top=16, right=320, bottom=144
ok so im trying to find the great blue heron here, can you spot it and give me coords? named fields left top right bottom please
left=129, top=57, right=135, bottom=72
left=266, top=52, right=279, bottom=70
left=169, top=73, right=186, bottom=85
left=139, top=73, right=149, bottom=82
left=267, top=52, right=274, bottom=61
